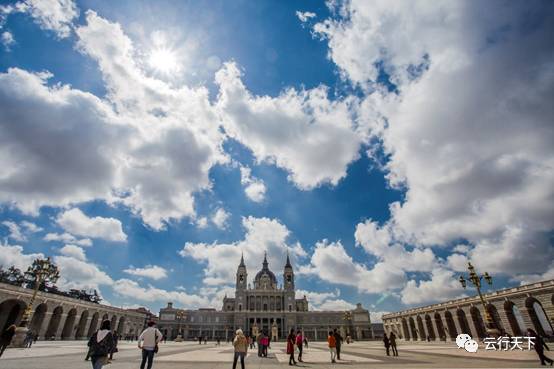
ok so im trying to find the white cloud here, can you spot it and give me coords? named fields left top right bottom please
left=216, top=62, right=362, bottom=190
left=54, top=254, right=113, bottom=290
left=0, top=242, right=43, bottom=270
left=56, top=208, right=127, bottom=242
left=123, top=265, right=168, bottom=280
left=318, top=299, right=355, bottom=311
left=240, top=166, right=266, bottom=202
left=296, top=288, right=355, bottom=311
left=1, top=221, right=26, bottom=242
left=75, top=11, right=227, bottom=230
left=370, top=311, right=390, bottom=323
left=112, top=278, right=210, bottom=309
left=211, top=208, right=230, bottom=230
left=400, top=268, right=466, bottom=305
left=19, top=0, right=79, bottom=39
left=20, top=221, right=42, bottom=233
left=59, top=244, right=86, bottom=261
left=299, top=240, right=406, bottom=294
left=181, top=216, right=306, bottom=286
left=314, top=1, right=554, bottom=281
left=296, top=11, right=316, bottom=23
left=354, top=220, right=437, bottom=272
left=43, top=232, right=92, bottom=247
left=195, top=217, right=208, bottom=229
left=1, top=31, right=14, bottom=50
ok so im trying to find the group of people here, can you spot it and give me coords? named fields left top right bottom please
left=86, top=320, right=163, bottom=369
left=382, top=332, right=399, bottom=357
left=286, top=328, right=309, bottom=365
left=326, top=328, right=345, bottom=363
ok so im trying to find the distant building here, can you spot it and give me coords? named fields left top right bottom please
left=158, top=253, right=373, bottom=341
left=372, top=323, right=384, bottom=338
left=382, top=279, right=554, bottom=341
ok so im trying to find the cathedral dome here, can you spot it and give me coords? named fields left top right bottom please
left=254, top=253, right=277, bottom=289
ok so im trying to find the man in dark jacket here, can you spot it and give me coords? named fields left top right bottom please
left=0, top=325, right=16, bottom=357
left=333, top=329, right=343, bottom=360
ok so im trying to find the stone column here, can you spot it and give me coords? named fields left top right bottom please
left=38, top=311, right=53, bottom=339
left=421, top=317, right=430, bottom=341
left=80, top=315, right=93, bottom=339
left=451, top=310, right=464, bottom=337
left=464, top=307, right=481, bottom=340
left=55, top=313, right=69, bottom=340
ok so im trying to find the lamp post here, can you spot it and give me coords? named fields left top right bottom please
left=12, top=257, right=59, bottom=347
left=343, top=311, right=352, bottom=340
left=175, top=311, right=185, bottom=342
left=458, top=262, right=499, bottom=337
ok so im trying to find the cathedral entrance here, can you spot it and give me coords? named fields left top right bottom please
left=248, top=317, right=283, bottom=340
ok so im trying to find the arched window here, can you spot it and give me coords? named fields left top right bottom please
left=512, top=304, right=526, bottom=334
left=533, top=302, right=553, bottom=335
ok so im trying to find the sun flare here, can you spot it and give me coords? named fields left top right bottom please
left=148, top=48, right=179, bottom=74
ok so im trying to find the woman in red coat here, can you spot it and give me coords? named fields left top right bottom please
left=287, top=328, right=297, bottom=365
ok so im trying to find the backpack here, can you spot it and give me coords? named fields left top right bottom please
left=88, top=331, right=114, bottom=357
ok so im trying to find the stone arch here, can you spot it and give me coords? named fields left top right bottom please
left=29, top=302, right=48, bottom=334
left=75, top=310, right=89, bottom=339
left=425, top=314, right=436, bottom=340
left=434, top=312, right=446, bottom=341
left=470, top=306, right=486, bottom=339
left=486, top=303, right=503, bottom=331
left=444, top=311, right=457, bottom=339
left=504, top=301, right=526, bottom=336
left=416, top=316, right=426, bottom=341
left=408, top=316, right=418, bottom=340
left=87, top=312, right=100, bottom=337
left=61, top=308, right=77, bottom=340
left=525, top=297, right=553, bottom=336
left=46, top=306, right=63, bottom=339
left=456, top=309, right=471, bottom=335
left=110, top=315, right=118, bottom=331
left=117, top=316, right=126, bottom=335
left=401, top=318, right=410, bottom=340
left=0, top=299, right=27, bottom=332
left=101, top=313, right=109, bottom=323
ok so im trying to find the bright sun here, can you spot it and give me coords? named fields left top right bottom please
left=148, top=48, right=179, bottom=74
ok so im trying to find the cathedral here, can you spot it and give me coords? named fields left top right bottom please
left=158, top=253, right=373, bottom=341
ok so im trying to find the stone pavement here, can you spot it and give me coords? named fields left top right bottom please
left=0, top=340, right=548, bottom=369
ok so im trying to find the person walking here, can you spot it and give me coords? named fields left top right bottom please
left=138, top=321, right=163, bottom=369
left=303, top=336, right=309, bottom=348
left=232, top=329, right=248, bottom=369
left=24, top=330, right=34, bottom=348
left=261, top=332, right=269, bottom=357
left=333, top=329, right=343, bottom=360
left=0, top=325, right=16, bottom=358
left=327, top=331, right=337, bottom=363
left=287, top=328, right=297, bottom=365
left=295, top=330, right=304, bottom=362
left=389, top=332, right=398, bottom=357
left=527, top=329, right=553, bottom=366
left=87, top=320, right=115, bottom=369
left=383, top=335, right=390, bottom=356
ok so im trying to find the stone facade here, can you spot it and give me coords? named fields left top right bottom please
left=0, top=282, right=150, bottom=340
left=158, top=254, right=373, bottom=341
left=382, top=279, right=554, bottom=341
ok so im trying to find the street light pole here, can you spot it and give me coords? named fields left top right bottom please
left=458, top=262, right=499, bottom=337
left=12, top=257, right=59, bottom=347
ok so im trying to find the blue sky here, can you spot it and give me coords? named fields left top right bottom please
left=0, top=0, right=553, bottom=320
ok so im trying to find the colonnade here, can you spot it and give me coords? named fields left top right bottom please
left=383, top=280, right=554, bottom=341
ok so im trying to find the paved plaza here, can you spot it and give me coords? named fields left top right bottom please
left=0, top=340, right=547, bottom=369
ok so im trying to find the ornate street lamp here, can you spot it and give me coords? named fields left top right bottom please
left=343, top=311, right=352, bottom=339
left=12, top=257, right=59, bottom=347
left=458, top=262, right=499, bottom=337
left=175, top=311, right=186, bottom=342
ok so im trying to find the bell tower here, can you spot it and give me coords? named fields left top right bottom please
left=236, top=253, right=247, bottom=291
left=283, top=252, right=294, bottom=291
